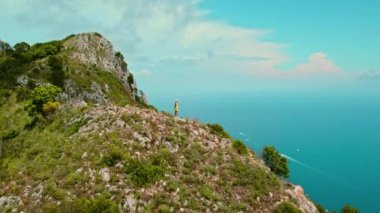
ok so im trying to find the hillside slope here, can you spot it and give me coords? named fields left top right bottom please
left=0, top=33, right=318, bottom=212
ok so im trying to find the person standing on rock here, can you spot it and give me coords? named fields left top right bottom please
left=174, top=99, right=179, bottom=117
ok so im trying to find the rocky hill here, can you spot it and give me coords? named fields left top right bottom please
left=0, top=33, right=319, bottom=212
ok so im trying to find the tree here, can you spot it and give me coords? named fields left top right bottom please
left=11, top=42, right=31, bottom=63
left=13, top=42, right=30, bottom=53
left=26, top=85, right=62, bottom=114
left=262, top=146, right=289, bottom=178
left=341, top=204, right=359, bottom=213
left=48, top=56, right=65, bottom=88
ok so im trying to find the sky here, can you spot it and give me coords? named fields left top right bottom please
left=1, top=0, right=379, bottom=96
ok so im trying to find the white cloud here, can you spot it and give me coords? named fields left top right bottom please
left=0, top=0, right=346, bottom=91
left=293, top=52, right=342, bottom=76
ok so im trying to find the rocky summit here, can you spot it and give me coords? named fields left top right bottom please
left=0, top=33, right=319, bottom=212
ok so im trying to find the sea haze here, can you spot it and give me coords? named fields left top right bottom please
left=150, top=88, right=380, bottom=212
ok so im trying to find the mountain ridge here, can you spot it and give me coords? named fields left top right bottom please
left=0, top=33, right=320, bottom=212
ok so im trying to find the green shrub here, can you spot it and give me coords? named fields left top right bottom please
left=102, top=147, right=123, bottom=166
left=16, top=86, right=32, bottom=101
left=115, top=51, right=124, bottom=60
left=314, top=202, right=327, bottom=213
left=274, top=202, right=302, bottom=213
left=65, top=172, right=87, bottom=185
left=26, top=85, right=62, bottom=114
left=43, top=181, right=66, bottom=200
left=183, top=144, right=205, bottom=170
left=207, top=123, right=230, bottom=138
left=125, top=158, right=165, bottom=187
left=158, top=204, right=171, bottom=213
left=48, top=56, right=65, bottom=88
left=199, top=185, right=218, bottom=201
left=94, top=32, right=103, bottom=38
left=13, top=42, right=30, bottom=53
left=341, top=204, right=359, bottom=213
left=127, top=74, right=134, bottom=85
left=63, top=34, right=76, bottom=41
left=166, top=133, right=189, bottom=146
left=150, top=148, right=174, bottom=167
left=121, top=113, right=142, bottom=125
left=65, top=118, right=89, bottom=135
left=233, top=140, right=248, bottom=155
left=42, top=101, right=60, bottom=114
left=26, top=41, right=63, bottom=60
left=262, top=146, right=289, bottom=178
left=229, top=160, right=279, bottom=197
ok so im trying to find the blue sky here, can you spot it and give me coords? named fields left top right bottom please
left=200, top=0, right=380, bottom=72
left=1, top=0, right=379, bottom=95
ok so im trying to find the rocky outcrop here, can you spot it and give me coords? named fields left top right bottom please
left=64, top=33, right=144, bottom=103
left=0, top=196, right=23, bottom=211
left=286, top=185, right=318, bottom=213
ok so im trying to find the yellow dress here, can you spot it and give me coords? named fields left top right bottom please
left=174, top=102, right=179, bottom=112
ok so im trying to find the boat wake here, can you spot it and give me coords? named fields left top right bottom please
left=280, top=153, right=312, bottom=169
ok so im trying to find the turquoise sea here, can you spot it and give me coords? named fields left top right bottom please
left=149, top=89, right=380, bottom=212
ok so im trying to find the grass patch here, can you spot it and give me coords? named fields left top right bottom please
left=125, top=158, right=165, bottom=187
left=233, top=139, right=248, bottom=155
left=102, top=146, right=123, bottom=167
left=206, top=123, right=230, bottom=138
left=43, top=195, right=119, bottom=213
left=229, top=160, right=280, bottom=197
left=199, top=185, right=218, bottom=201
left=273, top=202, right=302, bottom=213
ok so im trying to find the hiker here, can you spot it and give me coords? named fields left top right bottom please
left=174, top=99, right=179, bottom=117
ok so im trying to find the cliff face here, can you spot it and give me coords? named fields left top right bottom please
left=64, top=33, right=139, bottom=100
left=0, top=33, right=318, bottom=212
left=0, top=33, right=147, bottom=106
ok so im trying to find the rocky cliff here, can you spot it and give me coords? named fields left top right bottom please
left=0, top=33, right=319, bottom=213
left=0, top=33, right=147, bottom=106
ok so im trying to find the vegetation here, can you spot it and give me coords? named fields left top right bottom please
left=273, top=202, right=302, bottom=213
left=102, top=147, right=123, bottom=167
left=206, top=123, right=230, bottom=138
left=314, top=202, right=327, bottom=213
left=42, top=101, right=60, bottom=114
left=233, top=139, right=248, bottom=155
left=48, top=56, right=65, bottom=88
left=262, top=146, right=289, bottom=178
left=228, top=159, right=280, bottom=197
left=27, top=41, right=63, bottom=61
left=0, top=33, right=354, bottom=212
left=341, top=204, right=359, bottom=213
left=43, top=195, right=119, bottom=213
left=125, top=158, right=166, bottom=187
left=199, top=185, right=218, bottom=201
left=26, top=85, right=62, bottom=115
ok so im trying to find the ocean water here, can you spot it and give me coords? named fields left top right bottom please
left=149, top=90, right=380, bottom=212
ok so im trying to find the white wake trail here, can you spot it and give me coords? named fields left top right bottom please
left=280, top=154, right=312, bottom=169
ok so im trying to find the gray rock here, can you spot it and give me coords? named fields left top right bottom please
left=0, top=196, right=23, bottom=209
left=81, top=152, right=88, bottom=159
left=286, top=185, right=318, bottom=213
left=99, top=168, right=111, bottom=182
left=65, top=33, right=138, bottom=99
left=164, top=141, right=179, bottom=153
left=16, top=75, right=29, bottom=86
left=122, top=195, right=136, bottom=211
